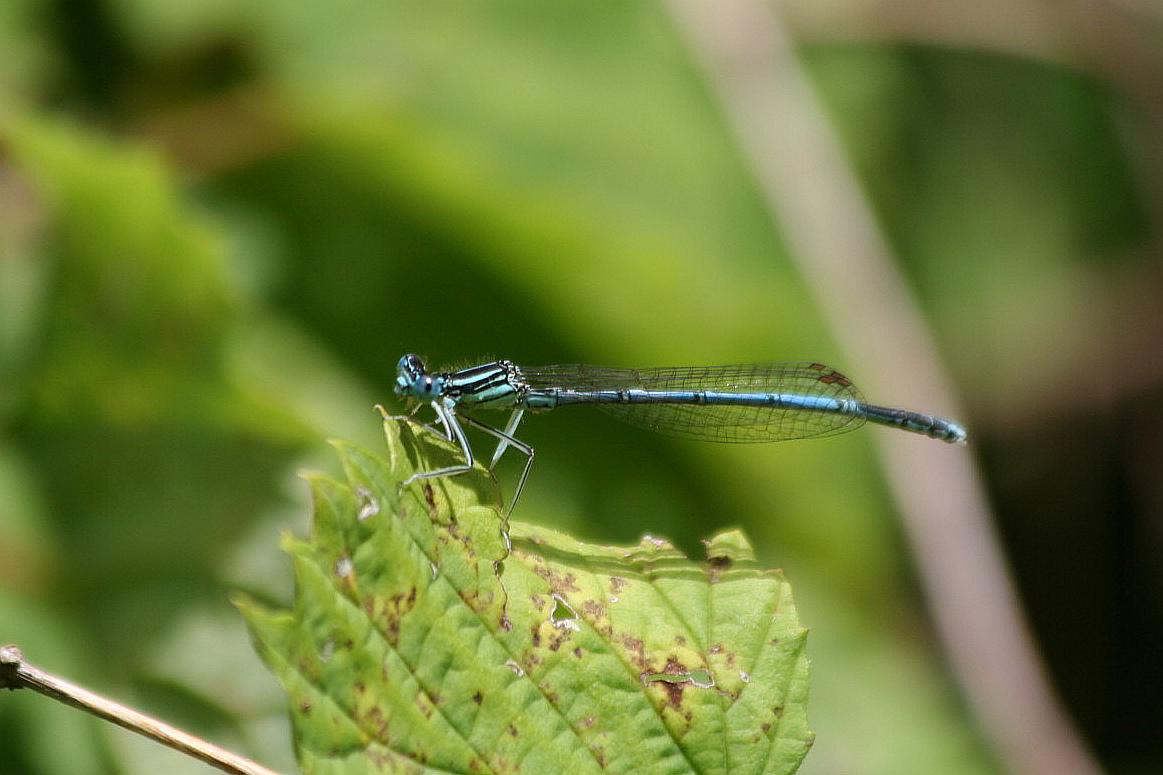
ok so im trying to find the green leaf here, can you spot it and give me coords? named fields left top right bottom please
left=238, top=417, right=813, bottom=774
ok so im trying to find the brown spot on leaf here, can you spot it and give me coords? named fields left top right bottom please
left=535, top=567, right=582, bottom=594
left=538, top=682, right=559, bottom=704
left=659, top=679, right=684, bottom=707
left=529, top=560, right=551, bottom=583
left=620, top=634, right=646, bottom=668
left=379, top=586, right=418, bottom=644
left=547, top=629, right=571, bottom=652
left=581, top=599, right=603, bottom=618
left=364, top=704, right=388, bottom=739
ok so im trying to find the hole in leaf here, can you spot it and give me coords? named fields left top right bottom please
left=641, top=667, right=716, bottom=688
left=689, top=668, right=715, bottom=688
left=549, top=594, right=578, bottom=630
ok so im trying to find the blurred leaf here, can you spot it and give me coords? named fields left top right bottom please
left=241, top=417, right=813, bottom=774
left=3, top=115, right=234, bottom=424
left=0, top=0, right=53, bottom=105
left=0, top=116, right=321, bottom=667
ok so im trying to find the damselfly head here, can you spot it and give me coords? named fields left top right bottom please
left=395, top=354, right=441, bottom=400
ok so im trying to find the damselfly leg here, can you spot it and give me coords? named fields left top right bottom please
left=394, top=402, right=534, bottom=515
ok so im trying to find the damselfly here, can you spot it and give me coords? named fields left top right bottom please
left=392, top=354, right=966, bottom=512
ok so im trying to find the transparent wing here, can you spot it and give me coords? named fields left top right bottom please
left=518, top=362, right=866, bottom=443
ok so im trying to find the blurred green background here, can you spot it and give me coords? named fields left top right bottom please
left=1, top=1, right=1160, bottom=774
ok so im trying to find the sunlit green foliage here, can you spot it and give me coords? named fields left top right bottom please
left=0, top=2, right=1152, bottom=774
left=241, top=418, right=812, bottom=774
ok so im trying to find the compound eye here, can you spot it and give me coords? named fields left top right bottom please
left=398, top=354, right=427, bottom=379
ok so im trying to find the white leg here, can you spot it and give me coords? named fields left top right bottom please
left=385, top=401, right=454, bottom=441
left=461, top=414, right=535, bottom=515
left=401, top=402, right=476, bottom=485
left=489, top=409, right=526, bottom=468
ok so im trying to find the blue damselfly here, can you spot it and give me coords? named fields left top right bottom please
left=393, top=354, right=966, bottom=512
